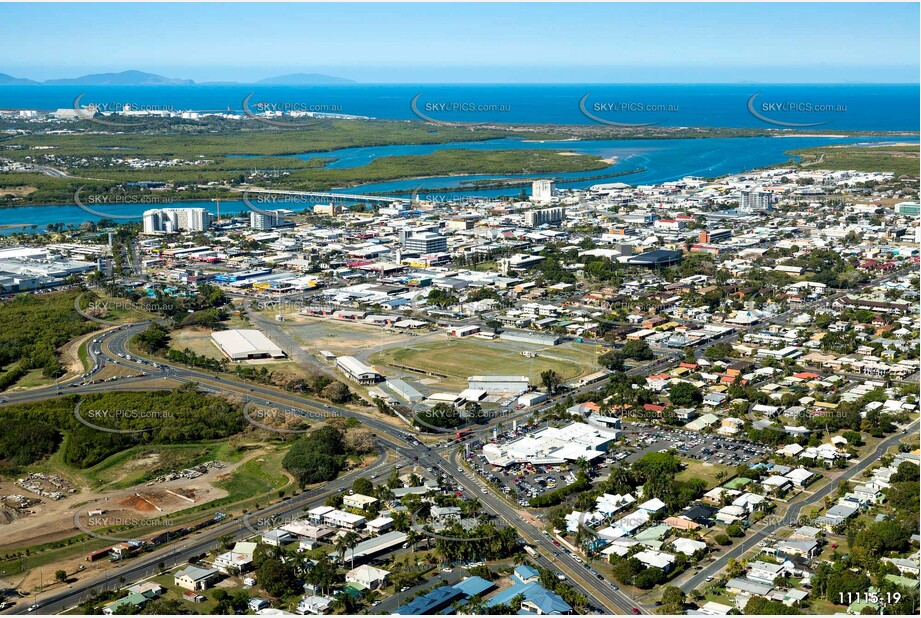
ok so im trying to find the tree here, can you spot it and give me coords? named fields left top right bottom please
left=256, top=557, right=298, bottom=597
left=541, top=370, right=563, bottom=395
left=668, top=382, right=703, bottom=407
left=659, top=586, right=686, bottom=614
left=54, top=569, right=68, bottom=584
left=598, top=351, right=625, bottom=371
left=726, top=523, right=744, bottom=538
left=321, top=381, right=351, bottom=404
left=352, top=477, right=374, bottom=497
left=622, top=340, right=654, bottom=361
left=714, top=534, right=731, bottom=545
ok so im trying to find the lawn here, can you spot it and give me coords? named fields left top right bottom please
left=368, top=338, right=598, bottom=386
left=676, top=459, right=737, bottom=489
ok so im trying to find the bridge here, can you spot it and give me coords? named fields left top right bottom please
left=236, top=187, right=411, bottom=204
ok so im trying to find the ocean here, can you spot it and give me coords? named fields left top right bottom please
left=0, top=83, right=918, bottom=131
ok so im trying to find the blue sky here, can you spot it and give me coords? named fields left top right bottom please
left=1, top=3, right=918, bottom=83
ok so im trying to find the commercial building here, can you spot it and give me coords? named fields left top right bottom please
left=336, top=356, right=383, bottom=384
left=698, top=228, right=732, bottom=243
left=211, top=329, right=286, bottom=360
left=524, top=207, right=565, bottom=227
left=895, top=202, right=920, bottom=217
left=483, top=421, right=618, bottom=466
left=143, top=208, right=213, bottom=233
left=403, top=232, right=448, bottom=254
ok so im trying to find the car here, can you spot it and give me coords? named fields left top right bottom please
left=632, top=608, right=640, bottom=615
left=705, top=575, right=714, bottom=582
left=442, top=567, right=452, bottom=572
left=27, top=604, right=40, bottom=612
left=481, top=487, right=488, bottom=493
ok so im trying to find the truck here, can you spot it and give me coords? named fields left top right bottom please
left=524, top=545, right=538, bottom=558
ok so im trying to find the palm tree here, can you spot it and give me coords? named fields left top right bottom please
left=338, top=531, right=360, bottom=568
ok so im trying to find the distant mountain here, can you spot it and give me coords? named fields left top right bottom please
left=43, top=70, right=194, bottom=86
left=256, top=73, right=355, bottom=85
left=0, top=72, right=39, bottom=85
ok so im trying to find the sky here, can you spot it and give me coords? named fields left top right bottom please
left=1, top=3, right=918, bottom=83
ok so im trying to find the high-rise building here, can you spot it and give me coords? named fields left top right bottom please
left=895, top=202, right=920, bottom=217
left=524, top=207, right=565, bottom=227
left=740, top=188, right=772, bottom=212
left=142, top=208, right=213, bottom=233
left=249, top=209, right=290, bottom=230
left=531, top=180, right=557, bottom=203
left=404, top=232, right=448, bottom=254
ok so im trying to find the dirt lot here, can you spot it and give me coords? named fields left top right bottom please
left=277, top=314, right=417, bottom=357
left=0, top=459, right=245, bottom=551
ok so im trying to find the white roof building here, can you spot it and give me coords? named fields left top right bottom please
left=211, top=329, right=285, bottom=360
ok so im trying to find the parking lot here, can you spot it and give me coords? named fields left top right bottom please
left=620, top=422, right=773, bottom=466
left=466, top=419, right=774, bottom=506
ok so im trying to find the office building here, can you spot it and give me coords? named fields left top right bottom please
left=404, top=232, right=447, bottom=254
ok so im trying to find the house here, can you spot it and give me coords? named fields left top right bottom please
left=262, top=529, right=295, bottom=547
left=785, top=468, right=815, bottom=487
left=634, top=549, right=676, bottom=572
left=726, top=577, right=772, bottom=597
left=671, top=537, right=707, bottom=556
left=296, top=595, right=334, bottom=615
left=249, top=598, right=270, bottom=612
left=103, top=593, right=149, bottom=615
left=214, top=549, right=253, bottom=573
left=748, top=560, right=792, bottom=585
left=778, top=539, right=820, bottom=558
left=761, top=475, right=793, bottom=494
left=342, top=494, right=378, bottom=511
left=514, top=565, right=542, bottom=584
left=174, top=565, right=220, bottom=591
left=366, top=516, right=394, bottom=535
left=346, top=564, right=390, bottom=590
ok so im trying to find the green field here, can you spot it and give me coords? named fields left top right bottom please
left=368, top=338, right=600, bottom=388
left=782, top=143, right=920, bottom=177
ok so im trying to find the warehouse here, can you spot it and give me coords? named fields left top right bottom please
left=211, top=329, right=285, bottom=360
left=467, top=375, right=530, bottom=395
left=336, top=356, right=383, bottom=384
